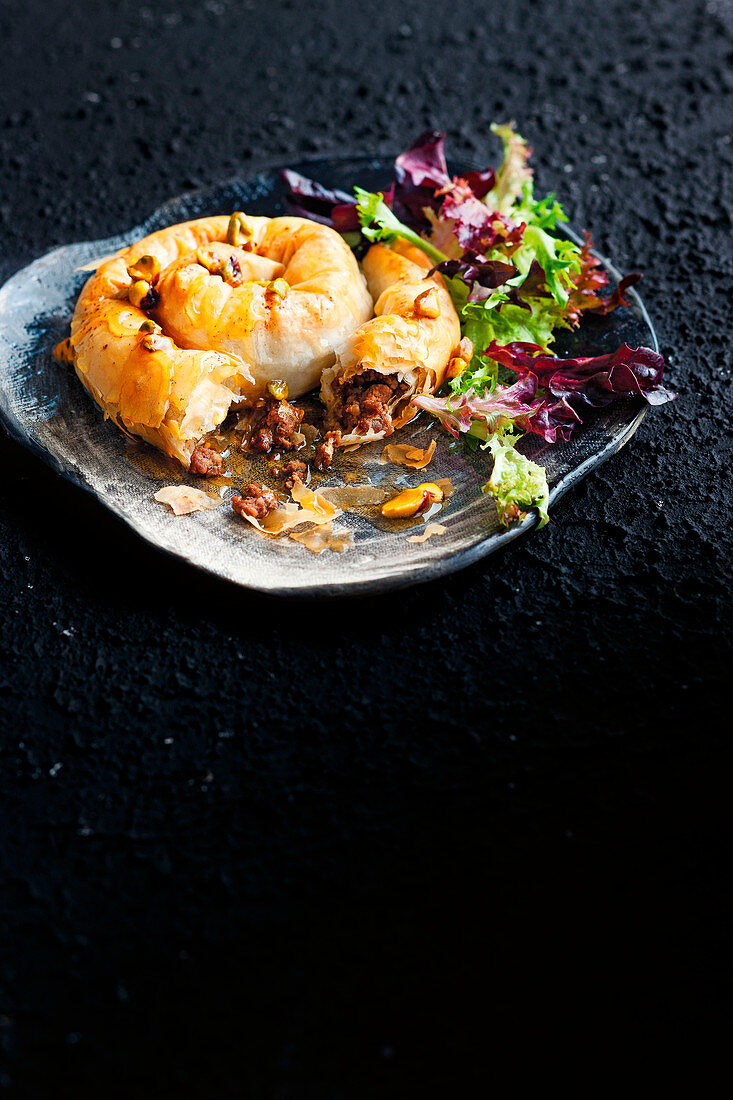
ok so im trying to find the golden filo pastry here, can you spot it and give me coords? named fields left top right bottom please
left=67, top=214, right=373, bottom=467
left=320, top=239, right=462, bottom=446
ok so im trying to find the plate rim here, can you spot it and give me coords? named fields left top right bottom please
left=0, top=152, right=657, bottom=598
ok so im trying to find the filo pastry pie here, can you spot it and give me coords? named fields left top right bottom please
left=63, top=214, right=463, bottom=470
left=67, top=214, right=373, bottom=467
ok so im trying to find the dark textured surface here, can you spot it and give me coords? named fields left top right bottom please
left=0, top=0, right=730, bottom=1093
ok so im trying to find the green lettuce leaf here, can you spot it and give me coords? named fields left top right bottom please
left=484, top=123, right=534, bottom=215
left=513, top=179, right=568, bottom=232
left=353, top=187, right=447, bottom=267
left=482, top=433, right=549, bottom=528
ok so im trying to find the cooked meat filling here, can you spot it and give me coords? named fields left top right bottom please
left=189, top=445, right=225, bottom=477
left=231, top=482, right=278, bottom=520
left=332, top=370, right=406, bottom=436
left=313, top=430, right=342, bottom=471
left=249, top=397, right=304, bottom=453
left=272, top=459, right=307, bottom=489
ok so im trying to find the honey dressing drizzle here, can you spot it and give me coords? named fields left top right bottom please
left=290, top=522, right=355, bottom=554
left=125, top=397, right=455, bottom=541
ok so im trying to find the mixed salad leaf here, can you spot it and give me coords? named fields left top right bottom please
left=483, top=433, right=550, bottom=529
left=283, top=125, right=674, bottom=529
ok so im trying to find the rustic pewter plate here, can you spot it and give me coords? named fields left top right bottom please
left=0, top=155, right=657, bottom=597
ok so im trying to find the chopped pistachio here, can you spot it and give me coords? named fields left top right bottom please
left=266, top=379, right=289, bottom=401
left=268, top=278, right=289, bottom=298
left=223, top=254, right=244, bottom=286
left=126, top=254, right=161, bottom=282
left=414, top=287, right=441, bottom=319
left=226, top=209, right=253, bottom=246
left=381, top=483, right=444, bottom=519
left=141, top=332, right=168, bottom=352
left=129, top=279, right=152, bottom=308
left=197, top=247, right=244, bottom=286
left=138, top=318, right=160, bottom=334
left=227, top=212, right=253, bottom=248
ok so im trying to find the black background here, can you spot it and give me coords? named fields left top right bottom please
left=0, top=0, right=730, bottom=1094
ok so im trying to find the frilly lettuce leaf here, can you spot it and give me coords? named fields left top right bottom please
left=564, top=230, right=641, bottom=323
left=483, top=434, right=549, bottom=528
left=513, top=179, right=568, bottom=232
left=484, top=123, right=534, bottom=215
left=353, top=187, right=448, bottom=268
left=413, top=375, right=541, bottom=439
left=412, top=370, right=583, bottom=446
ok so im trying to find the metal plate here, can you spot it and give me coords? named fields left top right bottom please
left=0, top=155, right=657, bottom=596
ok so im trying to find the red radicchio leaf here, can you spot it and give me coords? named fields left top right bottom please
left=394, top=130, right=452, bottom=190
left=501, top=259, right=553, bottom=313
left=587, top=272, right=642, bottom=313
left=414, top=372, right=583, bottom=445
left=429, top=252, right=518, bottom=301
left=332, top=185, right=394, bottom=233
left=440, top=183, right=526, bottom=256
left=413, top=362, right=586, bottom=445
left=281, top=168, right=393, bottom=232
left=280, top=169, right=354, bottom=225
left=392, top=130, right=452, bottom=231
left=459, top=167, right=497, bottom=200
left=485, top=340, right=676, bottom=408
left=528, top=396, right=583, bottom=442
left=394, top=132, right=505, bottom=245
left=330, top=203, right=361, bottom=232
left=565, top=231, right=642, bottom=324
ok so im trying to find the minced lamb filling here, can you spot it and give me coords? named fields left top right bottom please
left=189, top=444, right=225, bottom=477
left=231, top=483, right=278, bottom=520
left=248, top=396, right=304, bottom=453
left=331, top=370, right=408, bottom=436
